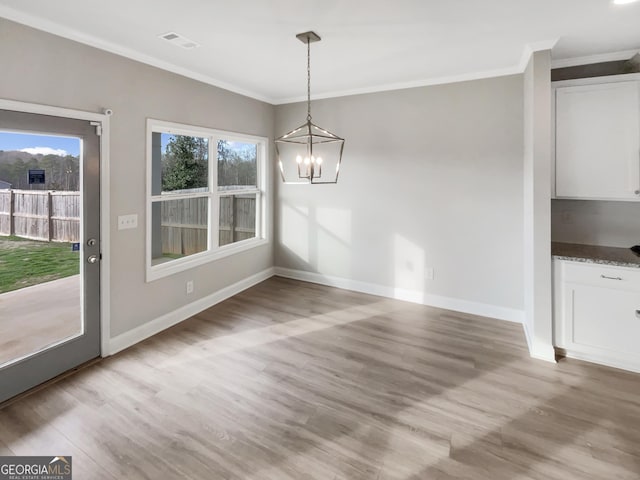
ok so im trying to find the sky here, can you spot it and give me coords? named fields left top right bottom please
left=161, top=133, right=172, bottom=153
left=0, top=131, right=80, bottom=156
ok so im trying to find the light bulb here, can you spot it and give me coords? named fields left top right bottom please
left=317, top=157, right=323, bottom=165
left=296, top=155, right=302, bottom=164
left=311, top=155, right=315, bottom=163
left=304, top=157, right=310, bottom=165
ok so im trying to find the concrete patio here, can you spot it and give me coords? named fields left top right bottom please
left=0, top=275, right=81, bottom=366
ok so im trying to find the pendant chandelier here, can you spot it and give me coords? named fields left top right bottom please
left=276, top=31, right=345, bottom=184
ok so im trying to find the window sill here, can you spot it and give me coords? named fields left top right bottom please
left=146, top=237, right=269, bottom=282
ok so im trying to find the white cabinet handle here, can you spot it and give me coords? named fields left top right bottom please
left=601, top=274, right=622, bottom=280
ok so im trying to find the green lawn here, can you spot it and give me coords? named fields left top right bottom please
left=0, top=236, right=80, bottom=294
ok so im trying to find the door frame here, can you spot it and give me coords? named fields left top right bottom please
left=0, top=98, right=111, bottom=357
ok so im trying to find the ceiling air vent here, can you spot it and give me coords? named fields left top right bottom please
left=159, top=32, right=200, bottom=50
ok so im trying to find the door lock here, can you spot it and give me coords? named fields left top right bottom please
left=87, top=238, right=97, bottom=247
left=87, top=255, right=99, bottom=264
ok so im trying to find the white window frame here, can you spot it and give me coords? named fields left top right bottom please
left=146, top=119, right=268, bottom=282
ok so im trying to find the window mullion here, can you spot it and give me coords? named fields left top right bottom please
left=210, top=136, right=219, bottom=250
left=150, top=193, right=209, bottom=202
left=217, top=188, right=259, bottom=197
left=257, top=143, right=263, bottom=239
left=257, top=191, right=262, bottom=240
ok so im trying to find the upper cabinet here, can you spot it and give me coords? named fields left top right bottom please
left=554, top=76, right=640, bottom=201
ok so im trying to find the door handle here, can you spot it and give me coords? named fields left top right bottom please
left=636, top=310, right=640, bottom=319
left=600, top=274, right=622, bottom=281
left=87, top=255, right=99, bottom=264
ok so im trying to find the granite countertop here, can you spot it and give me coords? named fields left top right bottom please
left=552, top=242, right=640, bottom=268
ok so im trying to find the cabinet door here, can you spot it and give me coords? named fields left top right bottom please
left=556, top=81, right=640, bottom=200
left=564, top=282, right=640, bottom=366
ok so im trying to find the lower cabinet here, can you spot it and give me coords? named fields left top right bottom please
left=553, top=260, right=640, bottom=373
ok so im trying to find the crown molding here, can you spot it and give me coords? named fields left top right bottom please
left=0, top=5, right=273, bottom=104
left=517, top=39, right=559, bottom=70
left=274, top=65, right=524, bottom=104
left=551, top=49, right=640, bottom=69
left=275, top=40, right=559, bottom=105
left=7, top=8, right=626, bottom=106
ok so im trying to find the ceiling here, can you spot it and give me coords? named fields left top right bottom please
left=1, top=0, right=639, bottom=104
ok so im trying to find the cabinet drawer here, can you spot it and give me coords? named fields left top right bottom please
left=562, top=261, right=640, bottom=291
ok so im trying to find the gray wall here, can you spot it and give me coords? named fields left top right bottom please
left=275, top=75, right=525, bottom=311
left=552, top=200, right=640, bottom=247
left=0, top=19, right=275, bottom=338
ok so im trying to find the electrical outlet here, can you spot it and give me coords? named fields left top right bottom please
left=186, top=280, right=194, bottom=295
left=426, top=267, right=434, bottom=280
left=118, top=214, right=138, bottom=230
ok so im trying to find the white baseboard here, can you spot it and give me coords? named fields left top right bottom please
left=523, top=321, right=556, bottom=363
left=107, top=267, right=275, bottom=356
left=530, top=347, right=557, bottom=363
left=562, top=350, right=640, bottom=374
left=106, top=265, right=544, bottom=362
left=523, top=319, right=534, bottom=351
left=274, top=267, right=525, bottom=324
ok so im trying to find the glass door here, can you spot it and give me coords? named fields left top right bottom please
left=0, top=109, right=101, bottom=403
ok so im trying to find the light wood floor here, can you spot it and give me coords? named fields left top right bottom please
left=1, top=277, right=639, bottom=479
left=0, top=275, right=81, bottom=366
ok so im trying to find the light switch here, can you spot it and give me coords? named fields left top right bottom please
left=118, top=214, right=138, bottom=230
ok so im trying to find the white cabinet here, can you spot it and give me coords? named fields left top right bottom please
left=554, top=260, right=640, bottom=372
left=554, top=77, right=640, bottom=201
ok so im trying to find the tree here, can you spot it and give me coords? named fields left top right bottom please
left=42, top=154, right=63, bottom=189
left=11, top=159, right=26, bottom=189
left=162, top=135, right=208, bottom=191
left=60, top=156, right=79, bottom=190
left=217, top=140, right=232, bottom=186
left=217, top=140, right=257, bottom=188
left=0, top=151, right=80, bottom=190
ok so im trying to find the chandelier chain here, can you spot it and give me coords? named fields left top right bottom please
left=307, top=36, right=311, bottom=121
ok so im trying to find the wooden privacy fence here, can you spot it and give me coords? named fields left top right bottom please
left=161, top=194, right=256, bottom=255
left=0, top=190, right=80, bottom=242
left=219, top=195, right=257, bottom=246
left=0, top=188, right=256, bottom=251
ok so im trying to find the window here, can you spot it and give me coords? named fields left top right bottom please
left=146, top=120, right=267, bottom=281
